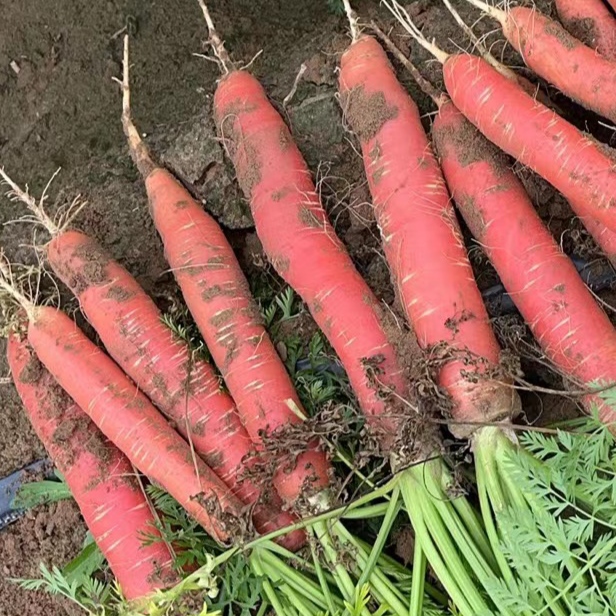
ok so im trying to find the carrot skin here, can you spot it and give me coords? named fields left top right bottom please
left=46, top=230, right=303, bottom=546
left=26, top=306, right=243, bottom=544
left=7, top=332, right=178, bottom=599
left=555, top=0, right=616, bottom=60
left=144, top=168, right=330, bottom=505
left=442, top=53, right=616, bottom=234
left=502, top=7, right=616, bottom=122
left=213, top=69, right=409, bottom=449
left=433, top=99, right=616, bottom=424
left=339, top=36, right=517, bottom=434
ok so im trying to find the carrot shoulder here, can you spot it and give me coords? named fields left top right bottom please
left=7, top=331, right=178, bottom=599
left=213, top=69, right=410, bottom=450
left=26, top=305, right=243, bottom=544
left=339, top=36, right=517, bottom=434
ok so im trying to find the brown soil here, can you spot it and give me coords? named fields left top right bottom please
left=0, top=501, right=85, bottom=616
left=0, top=0, right=612, bottom=612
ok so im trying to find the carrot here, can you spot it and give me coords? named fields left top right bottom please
left=333, top=10, right=520, bottom=615
left=442, top=0, right=616, bottom=267
left=555, top=0, right=616, bottom=60
left=385, top=2, right=616, bottom=419
left=360, top=23, right=598, bottom=614
left=0, top=171, right=303, bottom=549
left=115, top=37, right=329, bottom=509
left=433, top=96, right=616, bottom=424
left=338, top=33, right=517, bottom=435
left=186, top=6, right=417, bottom=611
left=0, top=284, right=244, bottom=544
left=205, top=27, right=409, bottom=453
left=7, top=330, right=178, bottom=600
left=466, top=0, right=616, bottom=123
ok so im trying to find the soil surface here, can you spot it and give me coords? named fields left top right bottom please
left=0, top=0, right=612, bottom=613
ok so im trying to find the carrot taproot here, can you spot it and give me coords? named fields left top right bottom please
left=210, top=46, right=409, bottom=455
left=338, top=33, right=518, bottom=436
left=441, top=0, right=616, bottom=267
left=439, top=50, right=616, bottom=233
left=45, top=229, right=304, bottom=547
left=0, top=169, right=303, bottom=549
left=466, top=0, right=616, bottom=123
left=555, top=0, right=616, bottom=60
left=115, top=37, right=330, bottom=508
left=7, top=330, right=179, bottom=600
left=4, top=297, right=244, bottom=544
left=432, top=96, right=616, bottom=424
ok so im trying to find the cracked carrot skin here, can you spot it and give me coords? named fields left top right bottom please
left=46, top=230, right=304, bottom=547
left=26, top=305, right=243, bottom=544
left=433, top=98, right=616, bottom=425
left=495, top=6, right=616, bottom=122
left=442, top=53, right=616, bottom=234
left=212, top=70, right=410, bottom=450
left=140, top=167, right=329, bottom=508
left=7, top=332, right=178, bottom=600
left=339, top=36, right=517, bottom=436
left=555, top=0, right=616, bottom=61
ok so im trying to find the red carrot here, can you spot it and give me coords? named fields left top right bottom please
left=555, top=0, right=616, bottom=60
left=204, top=34, right=410, bottom=456
left=338, top=33, right=517, bottom=434
left=2, top=292, right=244, bottom=544
left=377, top=13, right=616, bottom=425
left=467, top=0, right=616, bottom=123
left=438, top=50, right=616, bottom=232
left=0, top=170, right=303, bottom=549
left=432, top=96, right=616, bottom=425
left=115, top=37, right=330, bottom=508
left=7, top=330, right=179, bottom=600
left=441, top=0, right=616, bottom=266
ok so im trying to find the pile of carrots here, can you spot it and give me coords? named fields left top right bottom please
left=3, top=0, right=616, bottom=613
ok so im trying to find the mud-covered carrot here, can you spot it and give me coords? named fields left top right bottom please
left=8, top=330, right=179, bottom=600
left=338, top=29, right=516, bottom=435
left=0, top=278, right=243, bottom=544
left=432, top=96, right=616, bottom=424
left=115, top=36, right=329, bottom=509
left=466, top=0, right=616, bottom=123
left=383, top=2, right=616, bottom=235
left=555, top=0, right=616, bottom=60
left=203, top=17, right=410, bottom=452
left=0, top=171, right=303, bottom=548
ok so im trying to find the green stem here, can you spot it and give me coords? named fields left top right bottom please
left=332, top=522, right=409, bottom=616
left=399, top=472, right=479, bottom=616
left=310, top=540, right=338, bottom=615
left=356, top=485, right=401, bottom=590
left=312, top=521, right=365, bottom=613
left=409, top=537, right=426, bottom=616
left=258, top=548, right=334, bottom=611
left=280, top=584, right=319, bottom=616
left=475, top=439, right=517, bottom=587
left=250, top=551, right=290, bottom=616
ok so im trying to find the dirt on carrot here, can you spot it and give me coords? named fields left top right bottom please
left=341, top=86, right=399, bottom=142
left=561, top=17, right=596, bottom=48
left=433, top=113, right=508, bottom=172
